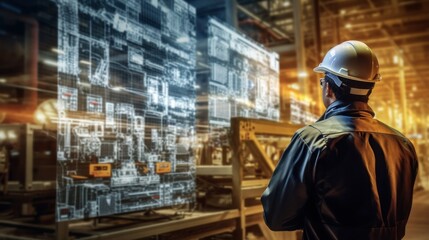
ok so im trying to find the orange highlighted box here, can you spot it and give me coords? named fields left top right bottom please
left=89, top=164, right=111, bottom=178
left=156, top=162, right=171, bottom=174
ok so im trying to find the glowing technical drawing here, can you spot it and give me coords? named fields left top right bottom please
left=204, top=18, right=280, bottom=128
left=55, top=0, right=196, bottom=222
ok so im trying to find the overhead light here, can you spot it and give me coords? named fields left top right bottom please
left=112, top=86, right=122, bottom=91
left=7, top=130, right=17, bottom=140
left=340, top=9, right=346, bottom=16
left=345, top=23, right=352, bottom=29
left=34, top=99, right=58, bottom=129
left=283, top=1, right=290, bottom=7
left=43, top=59, right=58, bottom=66
left=290, top=83, right=300, bottom=90
left=80, top=60, right=92, bottom=65
left=36, top=112, right=47, bottom=123
left=297, top=71, right=308, bottom=78
left=51, top=48, right=64, bottom=54
left=0, top=78, right=6, bottom=83
left=393, top=55, right=398, bottom=64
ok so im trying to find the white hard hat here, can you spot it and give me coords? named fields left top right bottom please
left=314, top=40, right=381, bottom=83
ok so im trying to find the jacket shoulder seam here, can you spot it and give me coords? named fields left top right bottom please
left=296, top=125, right=326, bottom=153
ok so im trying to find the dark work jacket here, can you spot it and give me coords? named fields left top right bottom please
left=261, top=100, right=419, bottom=240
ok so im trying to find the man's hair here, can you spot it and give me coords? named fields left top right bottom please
left=325, top=74, right=375, bottom=103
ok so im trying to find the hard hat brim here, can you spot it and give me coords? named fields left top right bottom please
left=313, top=65, right=381, bottom=83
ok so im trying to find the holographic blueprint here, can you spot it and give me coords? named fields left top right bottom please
left=205, top=18, right=280, bottom=128
left=55, top=0, right=196, bottom=221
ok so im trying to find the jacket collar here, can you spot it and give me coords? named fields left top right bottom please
left=319, top=100, right=375, bottom=121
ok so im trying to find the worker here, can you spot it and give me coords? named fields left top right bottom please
left=261, top=40, right=419, bottom=239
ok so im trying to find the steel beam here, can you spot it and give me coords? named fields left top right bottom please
left=78, top=210, right=240, bottom=240
left=343, top=11, right=429, bottom=28
left=236, top=4, right=292, bottom=41
left=225, top=0, right=238, bottom=28
left=268, top=44, right=295, bottom=53
left=293, top=0, right=309, bottom=101
left=196, top=165, right=233, bottom=176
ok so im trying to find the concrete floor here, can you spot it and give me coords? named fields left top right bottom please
left=405, top=189, right=429, bottom=240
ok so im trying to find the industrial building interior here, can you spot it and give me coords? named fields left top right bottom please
left=0, top=0, right=428, bottom=239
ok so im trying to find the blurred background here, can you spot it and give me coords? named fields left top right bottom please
left=197, top=0, right=429, bottom=190
left=228, top=0, right=429, bottom=187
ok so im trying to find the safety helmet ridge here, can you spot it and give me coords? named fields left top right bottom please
left=314, top=40, right=381, bottom=83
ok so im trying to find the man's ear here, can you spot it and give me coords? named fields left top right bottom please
left=325, top=82, right=332, bottom=97
left=325, top=82, right=336, bottom=99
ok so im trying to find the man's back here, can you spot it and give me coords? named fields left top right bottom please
left=303, top=101, right=418, bottom=239
left=261, top=101, right=419, bottom=240
left=262, top=40, right=419, bottom=240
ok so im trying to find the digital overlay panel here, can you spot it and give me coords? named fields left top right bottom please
left=55, top=0, right=197, bottom=221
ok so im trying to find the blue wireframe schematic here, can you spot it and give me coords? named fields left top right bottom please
left=55, top=0, right=197, bottom=221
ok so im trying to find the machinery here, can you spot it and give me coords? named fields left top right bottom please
left=197, top=117, right=303, bottom=239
